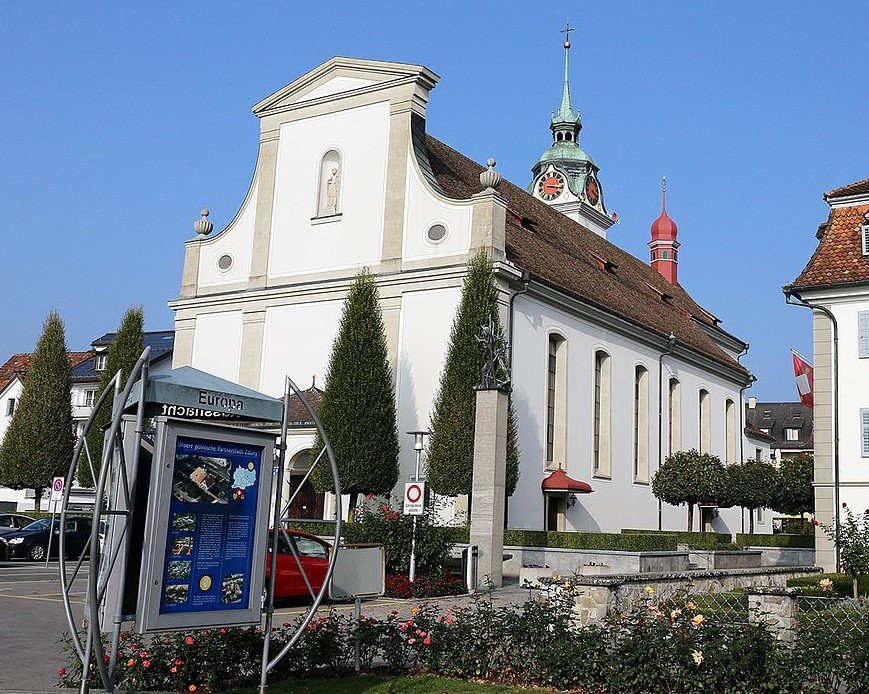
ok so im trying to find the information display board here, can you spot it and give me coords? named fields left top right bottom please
left=136, top=418, right=275, bottom=633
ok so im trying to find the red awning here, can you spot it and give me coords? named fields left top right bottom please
left=541, top=469, right=593, bottom=494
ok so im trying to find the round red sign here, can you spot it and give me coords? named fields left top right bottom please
left=406, top=484, right=422, bottom=503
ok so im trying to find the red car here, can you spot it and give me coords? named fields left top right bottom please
left=265, top=529, right=331, bottom=599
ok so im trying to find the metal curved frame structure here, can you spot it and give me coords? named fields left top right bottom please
left=57, top=352, right=342, bottom=694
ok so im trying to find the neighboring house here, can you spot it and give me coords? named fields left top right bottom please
left=745, top=399, right=813, bottom=464
left=169, top=48, right=763, bottom=534
left=0, top=331, right=174, bottom=511
left=786, top=177, right=869, bottom=571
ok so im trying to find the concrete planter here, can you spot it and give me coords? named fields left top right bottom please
left=519, top=566, right=552, bottom=588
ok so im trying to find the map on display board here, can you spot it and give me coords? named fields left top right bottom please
left=159, top=436, right=263, bottom=615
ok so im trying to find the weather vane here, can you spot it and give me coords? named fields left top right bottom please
left=561, top=21, right=575, bottom=47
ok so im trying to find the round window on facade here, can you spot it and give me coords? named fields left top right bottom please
left=426, top=223, right=447, bottom=244
left=217, top=254, right=234, bottom=272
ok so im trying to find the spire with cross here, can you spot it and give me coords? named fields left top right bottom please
left=554, top=22, right=578, bottom=125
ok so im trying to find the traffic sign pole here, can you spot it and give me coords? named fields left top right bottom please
left=45, top=477, right=65, bottom=566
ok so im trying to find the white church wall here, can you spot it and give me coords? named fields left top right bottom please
left=401, top=154, right=472, bottom=262
left=509, top=293, right=750, bottom=534
left=267, top=101, right=390, bottom=279
left=394, top=287, right=462, bottom=493
left=191, top=311, right=243, bottom=382
left=0, top=379, right=23, bottom=446
left=259, top=301, right=344, bottom=398
left=197, top=177, right=258, bottom=288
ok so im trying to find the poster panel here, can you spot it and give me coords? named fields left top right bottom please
left=136, top=418, right=275, bottom=633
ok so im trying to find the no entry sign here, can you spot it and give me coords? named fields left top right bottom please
left=50, top=476, right=65, bottom=502
left=403, top=481, right=425, bottom=516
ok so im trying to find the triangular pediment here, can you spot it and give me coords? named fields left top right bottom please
left=252, top=56, right=439, bottom=117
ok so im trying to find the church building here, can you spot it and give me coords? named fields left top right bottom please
left=169, top=43, right=767, bottom=533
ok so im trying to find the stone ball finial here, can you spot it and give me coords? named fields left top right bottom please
left=479, top=158, right=502, bottom=192
left=194, top=208, right=213, bottom=236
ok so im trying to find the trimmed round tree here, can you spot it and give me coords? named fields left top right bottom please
left=774, top=453, right=814, bottom=523
left=726, top=460, right=780, bottom=534
left=652, top=449, right=728, bottom=531
left=310, top=271, right=400, bottom=519
left=80, top=306, right=144, bottom=487
left=0, top=311, right=74, bottom=509
left=425, top=250, right=520, bottom=509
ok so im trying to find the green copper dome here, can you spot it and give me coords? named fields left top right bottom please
left=537, top=141, right=596, bottom=167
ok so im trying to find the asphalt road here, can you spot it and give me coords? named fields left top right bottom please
left=0, top=559, right=528, bottom=693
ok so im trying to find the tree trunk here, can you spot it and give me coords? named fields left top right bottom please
left=748, top=508, right=755, bottom=535
left=33, top=487, right=42, bottom=513
left=854, top=576, right=859, bottom=600
left=687, top=503, right=694, bottom=532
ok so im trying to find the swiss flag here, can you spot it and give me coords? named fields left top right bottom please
left=791, top=350, right=813, bottom=408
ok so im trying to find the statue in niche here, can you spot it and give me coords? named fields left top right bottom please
left=325, top=166, right=340, bottom=213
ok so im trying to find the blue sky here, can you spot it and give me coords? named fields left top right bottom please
left=1, top=2, right=866, bottom=400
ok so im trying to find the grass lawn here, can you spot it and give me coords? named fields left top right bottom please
left=247, top=673, right=550, bottom=693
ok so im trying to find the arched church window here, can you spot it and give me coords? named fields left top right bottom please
left=699, top=389, right=711, bottom=454
left=593, top=350, right=611, bottom=477
left=546, top=334, right=567, bottom=468
left=662, top=250, right=669, bottom=260
left=725, top=399, right=737, bottom=464
left=634, top=365, right=649, bottom=483
left=669, top=378, right=681, bottom=455
left=316, top=150, right=342, bottom=217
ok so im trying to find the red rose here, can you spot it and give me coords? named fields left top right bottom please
left=143, top=660, right=151, bottom=668
left=185, top=636, right=195, bottom=645
left=58, top=668, right=67, bottom=678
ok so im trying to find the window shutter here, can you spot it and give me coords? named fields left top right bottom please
left=860, top=312, right=869, bottom=358
left=861, top=409, right=869, bottom=458
left=862, top=225, right=869, bottom=256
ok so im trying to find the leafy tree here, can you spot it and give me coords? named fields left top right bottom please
left=819, top=504, right=869, bottom=598
left=726, top=460, right=780, bottom=534
left=0, top=311, right=74, bottom=509
left=774, top=454, right=815, bottom=522
left=426, top=251, right=519, bottom=508
left=311, top=271, right=399, bottom=519
left=652, top=449, right=728, bottom=531
left=80, top=307, right=144, bottom=487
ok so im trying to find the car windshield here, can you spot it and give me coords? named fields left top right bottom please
left=22, top=518, right=51, bottom=531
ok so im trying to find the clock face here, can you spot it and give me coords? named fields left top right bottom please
left=584, top=175, right=601, bottom=207
left=537, top=171, right=566, bottom=201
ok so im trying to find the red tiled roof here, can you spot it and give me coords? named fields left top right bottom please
left=826, top=178, right=869, bottom=200
left=0, top=351, right=92, bottom=393
left=791, top=201, right=869, bottom=290
left=423, top=135, right=749, bottom=378
left=286, top=387, right=322, bottom=426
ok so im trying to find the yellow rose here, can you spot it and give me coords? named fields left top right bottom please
left=692, top=650, right=703, bottom=665
left=691, top=614, right=705, bottom=628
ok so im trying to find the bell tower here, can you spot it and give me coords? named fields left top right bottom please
left=529, top=24, right=614, bottom=239
left=649, top=177, right=680, bottom=285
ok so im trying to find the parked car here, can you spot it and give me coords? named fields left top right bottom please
left=265, top=529, right=331, bottom=599
left=0, top=514, right=35, bottom=539
left=0, top=517, right=93, bottom=561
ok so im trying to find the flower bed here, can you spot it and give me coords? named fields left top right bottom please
left=385, top=573, right=465, bottom=599
left=59, top=587, right=869, bottom=692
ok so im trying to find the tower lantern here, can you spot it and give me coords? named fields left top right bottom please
left=649, top=177, right=680, bottom=285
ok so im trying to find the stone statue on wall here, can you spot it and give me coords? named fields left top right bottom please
left=326, top=166, right=340, bottom=213
left=476, top=318, right=510, bottom=390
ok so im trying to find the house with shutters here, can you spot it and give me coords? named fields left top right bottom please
left=169, top=45, right=768, bottom=534
left=786, top=177, right=869, bottom=571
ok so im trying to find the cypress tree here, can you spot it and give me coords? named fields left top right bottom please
left=310, top=271, right=400, bottom=519
left=0, top=311, right=74, bottom=509
left=426, top=251, right=520, bottom=504
left=80, top=306, right=144, bottom=486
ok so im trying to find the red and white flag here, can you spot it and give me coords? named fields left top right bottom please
left=791, top=350, right=813, bottom=408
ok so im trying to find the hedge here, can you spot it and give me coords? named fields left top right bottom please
left=737, top=533, right=815, bottom=549
left=622, top=528, right=733, bottom=550
left=289, top=522, right=676, bottom=551
left=787, top=573, right=869, bottom=597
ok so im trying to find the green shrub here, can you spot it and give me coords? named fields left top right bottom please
left=503, top=529, right=676, bottom=552
left=737, top=533, right=815, bottom=548
left=787, top=573, right=869, bottom=597
left=622, top=528, right=733, bottom=550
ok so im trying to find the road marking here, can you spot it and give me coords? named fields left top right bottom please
left=0, top=592, right=84, bottom=604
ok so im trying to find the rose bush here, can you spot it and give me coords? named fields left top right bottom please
left=59, top=588, right=869, bottom=693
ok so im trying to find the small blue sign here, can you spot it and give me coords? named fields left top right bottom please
left=159, top=436, right=263, bottom=615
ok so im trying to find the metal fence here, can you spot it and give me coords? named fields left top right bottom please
left=796, top=595, right=868, bottom=638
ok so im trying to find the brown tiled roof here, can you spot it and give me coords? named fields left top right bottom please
left=0, top=351, right=92, bottom=393
left=826, top=178, right=869, bottom=200
left=286, top=387, right=322, bottom=426
left=791, top=201, right=869, bottom=289
left=423, top=135, right=749, bottom=377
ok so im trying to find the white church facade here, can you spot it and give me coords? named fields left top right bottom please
left=169, top=52, right=768, bottom=534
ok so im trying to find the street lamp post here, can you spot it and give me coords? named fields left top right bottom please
left=407, top=430, right=430, bottom=583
